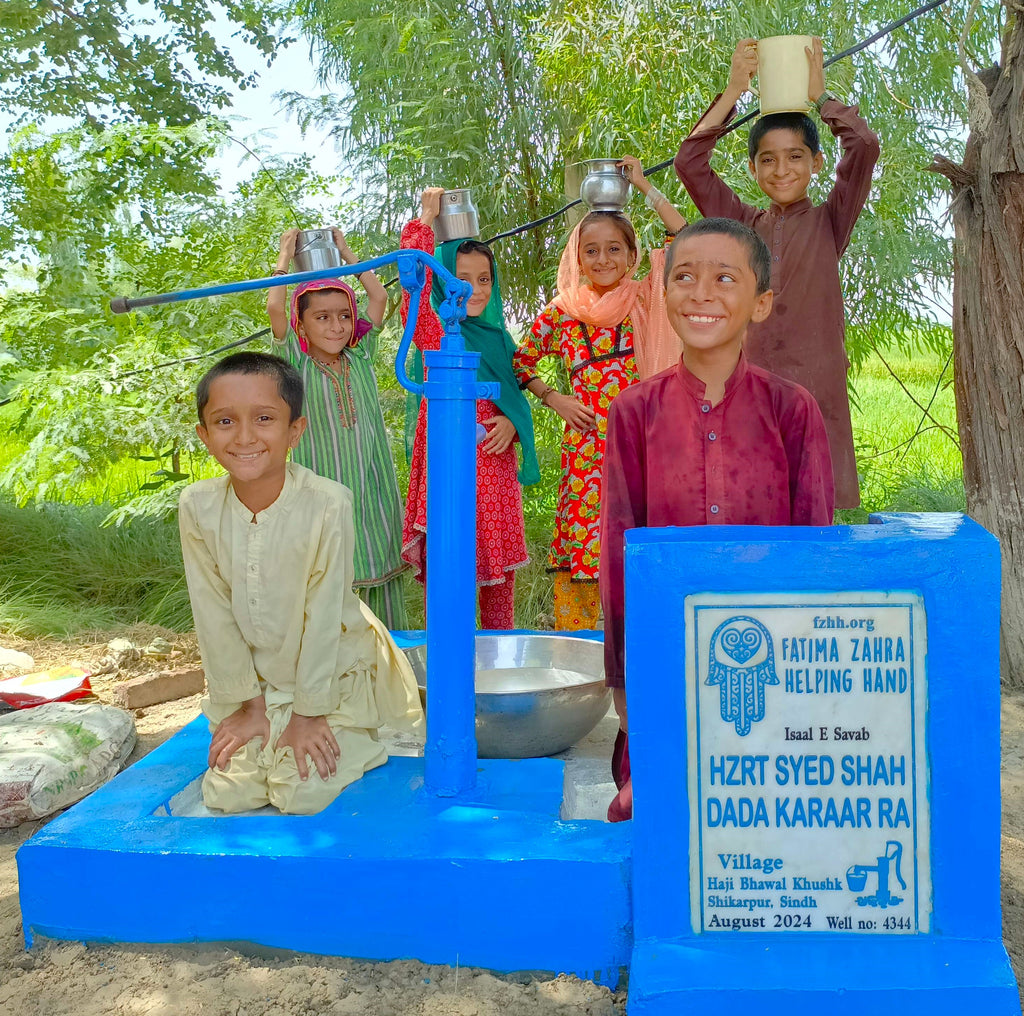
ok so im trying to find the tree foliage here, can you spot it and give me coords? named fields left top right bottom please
left=0, top=122, right=352, bottom=515
left=0, top=121, right=225, bottom=330
left=0, top=0, right=1008, bottom=529
left=282, top=0, right=577, bottom=312
left=0, top=0, right=283, bottom=126
left=288, top=0, right=1002, bottom=364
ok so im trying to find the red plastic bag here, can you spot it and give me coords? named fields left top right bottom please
left=0, top=665, right=92, bottom=709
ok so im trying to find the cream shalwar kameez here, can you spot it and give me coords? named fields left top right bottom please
left=178, top=462, right=423, bottom=815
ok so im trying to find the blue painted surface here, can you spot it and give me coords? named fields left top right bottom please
left=630, top=937, right=1019, bottom=1012
left=390, top=629, right=605, bottom=649
left=623, top=513, right=1020, bottom=1013
left=17, top=713, right=632, bottom=982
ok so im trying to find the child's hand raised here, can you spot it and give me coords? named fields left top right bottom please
left=276, top=712, right=342, bottom=782
left=278, top=228, right=299, bottom=260
left=618, top=155, right=647, bottom=192
left=729, top=38, right=758, bottom=95
left=331, top=227, right=353, bottom=259
left=420, top=187, right=445, bottom=228
left=208, top=696, right=271, bottom=771
left=806, top=37, right=825, bottom=103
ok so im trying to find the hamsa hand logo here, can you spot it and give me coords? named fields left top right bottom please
left=706, top=616, right=778, bottom=736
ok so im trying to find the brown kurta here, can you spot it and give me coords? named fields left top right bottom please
left=674, top=99, right=880, bottom=508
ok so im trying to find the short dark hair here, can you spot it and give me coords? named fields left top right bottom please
left=664, top=218, right=772, bottom=295
left=578, top=210, right=638, bottom=259
left=455, top=239, right=496, bottom=276
left=196, top=352, right=304, bottom=424
left=748, top=112, right=821, bottom=161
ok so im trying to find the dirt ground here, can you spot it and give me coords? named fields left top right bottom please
left=1, top=627, right=1023, bottom=1013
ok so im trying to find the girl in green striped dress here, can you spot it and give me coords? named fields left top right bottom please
left=267, top=228, right=408, bottom=628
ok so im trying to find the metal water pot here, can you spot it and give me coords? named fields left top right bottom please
left=434, top=188, right=480, bottom=243
left=293, top=229, right=343, bottom=273
left=579, top=160, right=630, bottom=212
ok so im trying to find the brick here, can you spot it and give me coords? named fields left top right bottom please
left=111, top=668, right=205, bottom=709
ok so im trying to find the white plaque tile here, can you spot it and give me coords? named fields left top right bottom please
left=686, top=592, right=930, bottom=934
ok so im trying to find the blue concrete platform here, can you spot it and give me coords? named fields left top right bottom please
left=629, top=937, right=1021, bottom=1013
left=17, top=714, right=632, bottom=984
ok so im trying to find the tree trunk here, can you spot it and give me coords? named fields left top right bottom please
left=932, top=2, right=1024, bottom=686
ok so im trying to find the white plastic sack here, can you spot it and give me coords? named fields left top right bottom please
left=0, top=701, right=136, bottom=826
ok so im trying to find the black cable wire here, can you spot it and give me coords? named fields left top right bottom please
left=827, top=0, right=948, bottom=64
left=116, top=329, right=272, bottom=379
left=226, top=137, right=305, bottom=230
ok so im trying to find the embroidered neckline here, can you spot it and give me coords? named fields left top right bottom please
left=312, top=356, right=357, bottom=428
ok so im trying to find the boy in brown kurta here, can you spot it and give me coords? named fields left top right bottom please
left=674, top=37, right=880, bottom=508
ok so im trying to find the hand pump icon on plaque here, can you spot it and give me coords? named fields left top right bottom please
left=847, top=841, right=906, bottom=909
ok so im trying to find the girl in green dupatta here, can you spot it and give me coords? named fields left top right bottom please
left=399, top=189, right=539, bottom=628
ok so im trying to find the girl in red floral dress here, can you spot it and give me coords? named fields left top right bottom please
left=400, top=189, right=540, bottom=629
left=513, top=157, right=685, bottom=629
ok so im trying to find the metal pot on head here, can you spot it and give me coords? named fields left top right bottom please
left=579, top=159, right=630, bottom=212
left=434, top=188, right=480, bottom=243
left=293, top=229, right=344, bottom=273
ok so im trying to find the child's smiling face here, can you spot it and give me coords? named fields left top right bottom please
left=455, top=250, right=494, bottom=317
left=665, top=232, right=773, bottom=356
left=578, top=219, right=635, bottom=295
left=749, top=127, right=824, bottom=209
left=197, top=372, right=306, bottom=490
left=297, top=289, right=356, bottom=362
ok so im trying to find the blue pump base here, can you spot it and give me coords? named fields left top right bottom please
left=628, top=936, right=1021, bottom=1014
left=17, top=715, right=632, bottom=986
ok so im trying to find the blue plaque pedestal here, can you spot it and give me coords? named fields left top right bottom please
left=624, top=513, right=1020, bottom=1014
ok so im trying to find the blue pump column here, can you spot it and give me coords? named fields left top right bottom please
left=422, top=347, right=483, bottom=795
left=389, top=249, right=485, bottom=798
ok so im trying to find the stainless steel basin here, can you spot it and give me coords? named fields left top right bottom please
left=403, top=633, right=610, bottom=759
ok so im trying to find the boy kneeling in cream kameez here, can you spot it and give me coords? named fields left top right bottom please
left=179, top=351, right=422, bottom=815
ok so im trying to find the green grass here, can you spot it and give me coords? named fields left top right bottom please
left=839, top=346, right=962, bottom=522
left=0, top=499, right=192, bottom=638
left=0, top=345, right=965, bottom=637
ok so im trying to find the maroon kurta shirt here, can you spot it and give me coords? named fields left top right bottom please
left=600, top=354, right=834, bottom=689
left=674, top=100, right=879, bottom=508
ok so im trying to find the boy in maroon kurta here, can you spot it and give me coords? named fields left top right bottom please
left=674, top=37, right=879, bottom=508
left=600, top=218, right=834, bottom=822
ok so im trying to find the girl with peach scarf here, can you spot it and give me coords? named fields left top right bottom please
left=512, top=157, right=685, bottom=629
